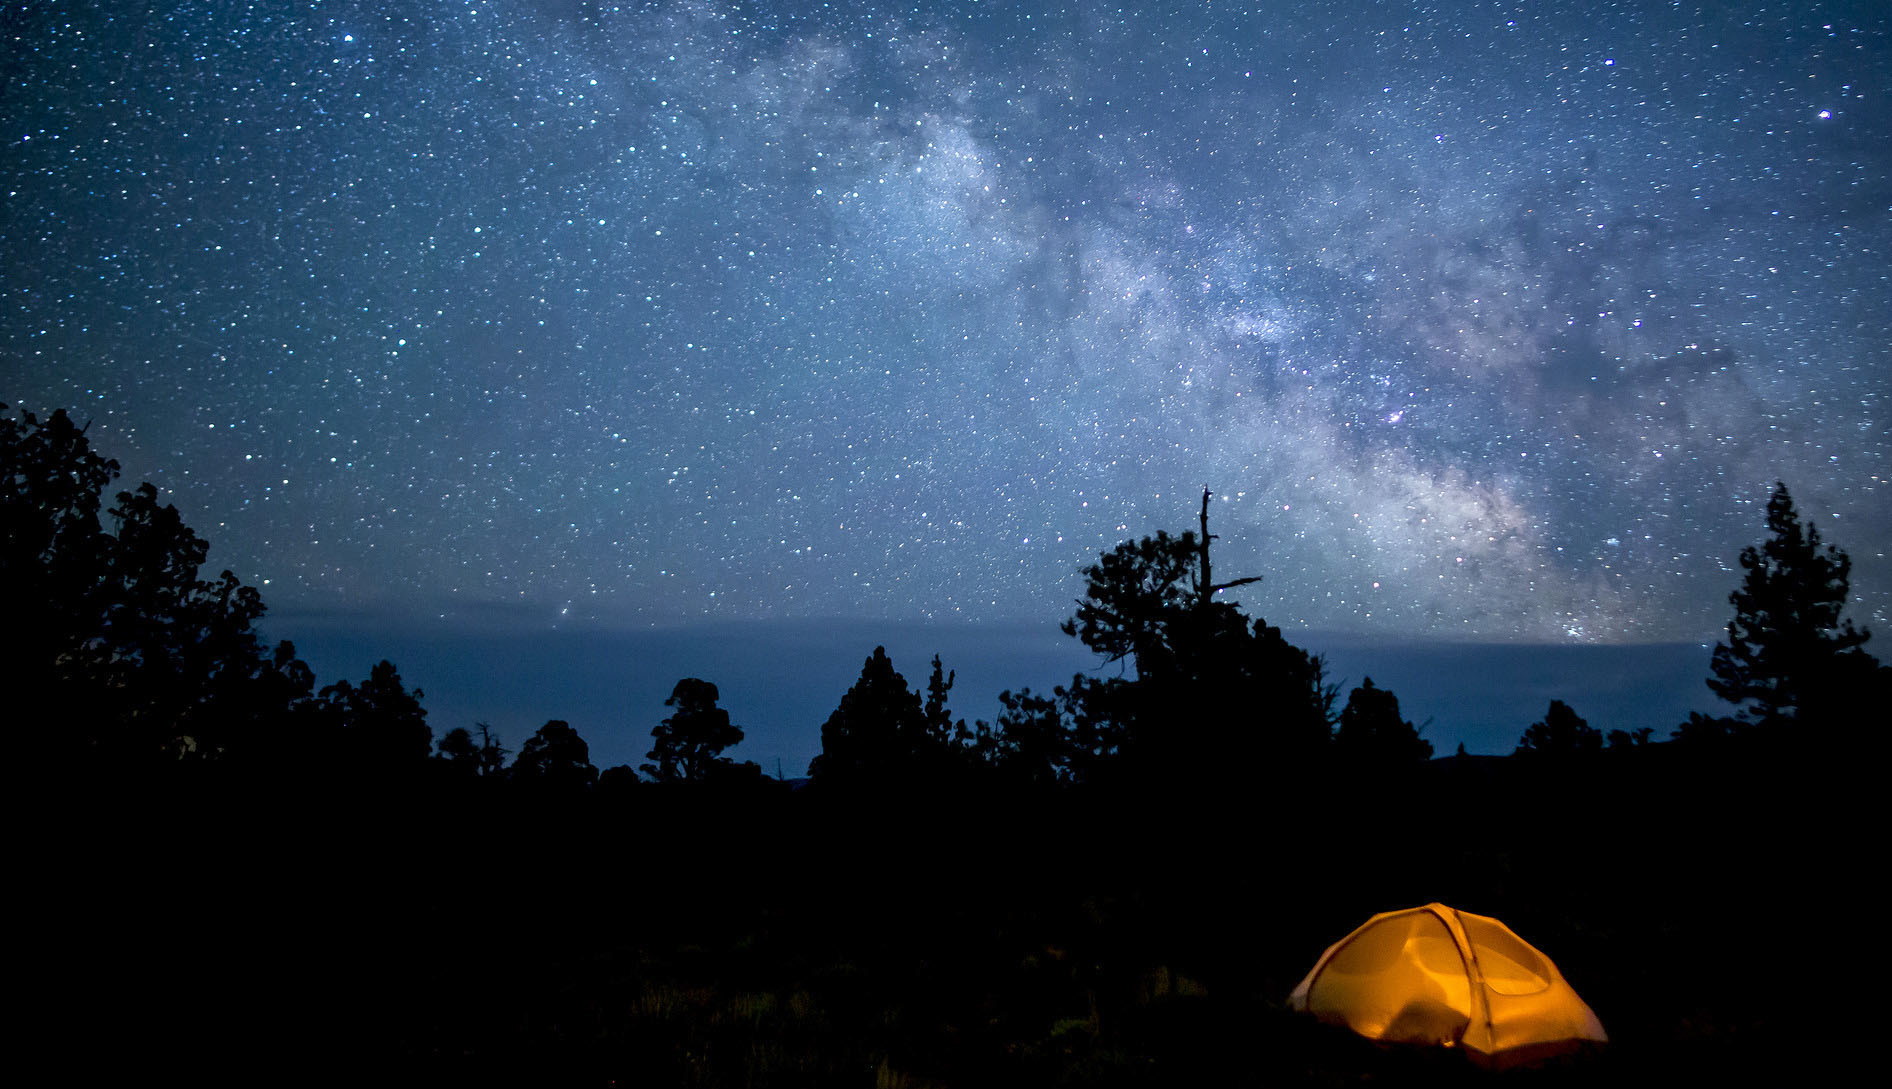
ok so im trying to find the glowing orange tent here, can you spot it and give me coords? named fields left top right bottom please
left=1288, top=903, right=1607, bottom=1068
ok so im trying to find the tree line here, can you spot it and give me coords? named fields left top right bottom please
left=5, top=402, right=1884, bottom=795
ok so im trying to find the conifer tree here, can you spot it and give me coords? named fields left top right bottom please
left=1709, top=482, right=1872, bottom=726
left=807, top=646, right=931, bottom=782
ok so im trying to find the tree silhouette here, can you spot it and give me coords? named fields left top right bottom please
left=1334, top=677, right=1432, bottom=766
left=309, top=660, right=432, bottom=775
left=1060, top=489, right=1264, bottom=680
left=1672, top=711, right=1739, bottom=746
left=3, top=404, right=312, bottom=765
left=978, top=682, right=1081, bottom=787
left=1214, top=619, right=1339, bottom=763
left=642, top=678, right=745, bottom=783
left=1515, top=699, right=1602, bottom=756
left=923, top=655, right=963, bottom=755
left=221, top=638, right=318, bottom=769
left=597, top=763, right=643, bottom=796
left=1056, top=489, right=1333, bottom=778
left=963, top=671, right=1136, bottom=789
left=1606, top=726, right=1654, bottom=750
left=807, top=646, right=935, bottom=782
left=111, top=488, right=284, bottom=759
left=1709, top=482, right=1877, bottom=728
left=2, top=405, right=118, bottom=705
left=1061, top=528, right=1201, bottom=675
left=436, top=726, right=481, bottom=778
left=475, top=722, right=509, bottom=777
left=94, top=482, right=238, bottom=755
left=512, top=719, right=598, bottom=791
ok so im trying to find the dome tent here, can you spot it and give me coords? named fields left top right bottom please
left=1288, top=903, right=1607, bottom=1068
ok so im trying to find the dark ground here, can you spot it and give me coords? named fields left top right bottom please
left=26, top=740, right=1860, bottom=1087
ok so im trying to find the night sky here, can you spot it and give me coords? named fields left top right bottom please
left=6, top=2, right=1888, bottom=765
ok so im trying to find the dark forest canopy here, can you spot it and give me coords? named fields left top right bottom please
left=4, top=403, right=1886, bottom=789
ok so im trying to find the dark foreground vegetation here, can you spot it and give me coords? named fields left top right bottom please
left=9, top=403, right=1882, bottom=1086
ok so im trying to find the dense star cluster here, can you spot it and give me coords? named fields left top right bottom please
left=6, top=1, right=1887, bottom=642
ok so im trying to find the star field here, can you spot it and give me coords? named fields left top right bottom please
left=6, top=0, right=1888, bottom=644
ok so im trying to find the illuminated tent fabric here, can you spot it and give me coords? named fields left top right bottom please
left=1288, top=903, right=1606, bottom=1067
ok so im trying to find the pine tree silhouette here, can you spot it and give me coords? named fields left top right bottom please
left=1709, top=482, right=1875, bottom=728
